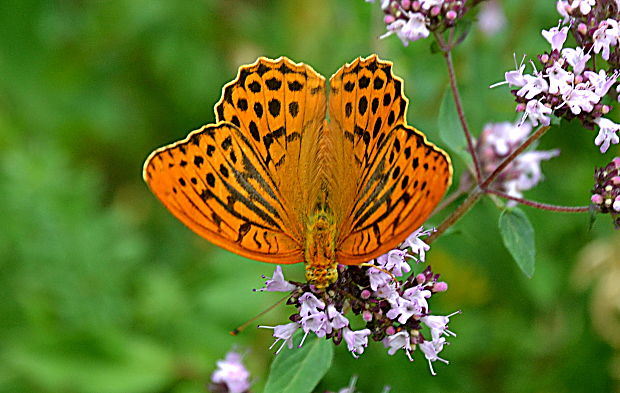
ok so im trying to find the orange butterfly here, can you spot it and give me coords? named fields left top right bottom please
left=143, top=55, right=452, bottom=288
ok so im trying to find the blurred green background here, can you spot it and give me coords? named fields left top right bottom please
left=1, top=0, right=619, bottom=392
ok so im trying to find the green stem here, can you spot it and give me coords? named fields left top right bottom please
left=435, top=31, right=482, bottom=183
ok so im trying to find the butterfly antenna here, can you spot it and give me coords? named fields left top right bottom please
left=230, top=293, right=291, bottom=336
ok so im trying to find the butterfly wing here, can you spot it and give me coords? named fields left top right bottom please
left=144, top=57, right=327, bottom=263
left=328, top=55, right=453, bottom=264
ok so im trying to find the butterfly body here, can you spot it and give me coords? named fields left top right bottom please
left=304, top=206, right=339, bottom=288
left=143, top=55, right=452, bottom=289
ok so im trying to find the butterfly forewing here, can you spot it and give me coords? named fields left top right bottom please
left=215, top=57, right=327, bottom=235
left=328, top=55, right=453, bottom=264
left=144, top=123, right=304, bottom=263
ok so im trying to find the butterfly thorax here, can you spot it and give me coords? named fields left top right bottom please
left=304, top=210, right=338, bottom=289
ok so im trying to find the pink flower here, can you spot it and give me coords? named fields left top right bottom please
left=210, top=351, right=251, bottom=393
left=584, top=70, right=618, bottom=97
left=542, top=25, right=568, bottom=51
left=523, top=99, right=552, bottom=126
left=593, top=19, right=620, bottom=61
left=381, top=12, right=429, bottom=46
left=299, top=292, right=325, bottom=317
left=260, top=265, right=297, bottom=292
left=343, top=328, right=371, bottom=358
left=259, top=322, right=300, bottom=354
left=419, top=337, right=449, bottom=376
left=401, top=226, right=433, bottom=262
left=383, top=331, right=413, bottom=360
left=562, top=47, right=590, bottom=75
left=594, top=117, right=620, bottom=153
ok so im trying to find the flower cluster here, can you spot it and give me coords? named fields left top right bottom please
left=208, top=351, right=251, bottom=393
left=258, top=227, right=458, bottom=375
left=591, top=156, right=620, bottom=228
left=468, top=121, right=560, bottom=204
left=492, top=1, right=620, bottom=153
left=365, top=0, right=473, bottom=46
left=557, top=0, right=620, bottom=68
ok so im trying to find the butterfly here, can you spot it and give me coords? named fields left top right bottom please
left=143, top=55, right=452, bottom=288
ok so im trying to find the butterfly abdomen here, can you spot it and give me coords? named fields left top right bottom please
left=304, top=210, right=338, bottom=289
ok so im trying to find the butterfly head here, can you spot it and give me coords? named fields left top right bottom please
left=304, top=211, right=338, bottom=289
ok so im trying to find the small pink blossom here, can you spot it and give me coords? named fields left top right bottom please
left=570, top=0, right=596, bottom=15
left=419, top=337, right=449, bottom=376
left=210, top=352, right=251, bottom=393
left=260, top=265, right=297, bottom=292
left=259, top=322, right=300, bottom=354
left=381, top=12, right=429, bottom=46
left=562, top=47, right=590, bottom=75
left=343, top=328, right=372, bottom=358
left=542, top=25, right=569, bottom=51
left=383, top=331, right=413, bottom=360
left=517, top=72, right=549, bottom=99
left=401, top=226, right=433, bottom=262
left=593, top=19, right=620, bottom=61
left=584, top=70, right=619, bottom=97
left=594, top=117, right=620, bottom=153
left=299, top=292, right=325, bottom=317
left=523, top=99, right=552, bottom=126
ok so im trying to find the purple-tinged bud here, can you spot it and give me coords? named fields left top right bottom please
left=363, top=310, right=373, bottom=322
left=386, top=326, right=396, bottom=335
left=613, top=157, right=620, bottom=167
left=433, top=281, right=449, bottom=292
left=430, top=5, right=441, bottom=16
left=446, top=10, right=457, bottom=20
left=361, top=289, right=371, bottom=299
left=384, top=14, right=395, bottom=24
left=578, top=23, right=588, bottom=35
left=602, top=105, right=611, bottom=114
left=540, top=53, right=550, bottom=63
left=516, top=103, right=526, bottom=112
left=416, top=273, right=426, bottom=284
left=612, top=176, right=620, bottom=185
left=575, top=74, right=584, bottom=84
left=402, top=0, right=411, bottom=10
left=592, top=194, right=604, bottom=204
left=412, top=1, right=421, bottom=11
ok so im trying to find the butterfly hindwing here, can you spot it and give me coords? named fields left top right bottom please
left=337, top=124, right=452, bottom=263
left=329, top=55, right=453, bottom=264
left=144, top=123, right=305, bottom=263
left=215, top=56, right=328, bottom=235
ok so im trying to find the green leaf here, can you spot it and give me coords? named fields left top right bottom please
left=263, top=332, right=334, bottom=393
left=588, top=204, right=598, bottom=231
left=438, top=87, right=469, bottom=162
left=499, top=208, right=536, bottom=278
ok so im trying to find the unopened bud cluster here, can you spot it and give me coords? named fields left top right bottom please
left=366, top=0, right=475, bottom=46
left=591, top=156, right=620, bottom=228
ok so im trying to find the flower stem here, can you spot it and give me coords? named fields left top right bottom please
left=430, top=188, right=467, bottom=217
left=435, top=31, right=482, bottom=184
left=484, top=188, right=590, bottom=212
left=427, top=186, right=484, bottom=244
left=480, top=125, right=551, bottom=188
left=428, top=125, right=554, bottom=242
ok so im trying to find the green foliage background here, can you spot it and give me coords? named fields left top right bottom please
left=1, top=0, right=618, bottom=392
